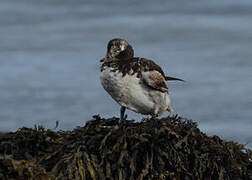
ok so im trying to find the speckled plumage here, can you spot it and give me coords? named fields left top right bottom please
left=100, top=38, right=181, bottom=119
left=101, top=58, right=169, bottom=93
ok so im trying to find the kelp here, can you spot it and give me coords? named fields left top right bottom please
left=0, top=115, right=251, bottom=180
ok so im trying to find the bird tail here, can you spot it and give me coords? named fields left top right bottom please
left=165, top=76, right=184, bottom=82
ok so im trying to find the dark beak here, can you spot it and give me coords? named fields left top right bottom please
left=100, top=55, right=108, bottom=62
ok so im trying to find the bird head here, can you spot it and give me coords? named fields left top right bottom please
left=100, top=38, right=134, bottom=62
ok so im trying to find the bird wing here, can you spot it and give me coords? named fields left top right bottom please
left=131, top=58, right=184, bottom=82
left=142, top=70, right=169, bottom=93
left=102, top=57, right=184, bottom=83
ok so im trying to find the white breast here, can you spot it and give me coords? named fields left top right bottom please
left=100, top=67, right=172, bottom=116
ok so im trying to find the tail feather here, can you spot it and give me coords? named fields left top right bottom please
left=165, top=76, right=184, bottom=82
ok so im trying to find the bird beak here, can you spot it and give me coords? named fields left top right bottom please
left=100, top=55, right=108, bottom=62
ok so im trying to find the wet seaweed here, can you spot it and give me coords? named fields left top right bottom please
left=0, top=115, right=251, bottom=180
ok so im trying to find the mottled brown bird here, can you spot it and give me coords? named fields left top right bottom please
left=100, top=38, right=183, bottom=121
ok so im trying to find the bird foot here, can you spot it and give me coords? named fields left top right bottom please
left=150, top=115, right=160, bottom=128
left=151, top=114, right=158, bottom=120
left=119, top=114, right=127, bottom=126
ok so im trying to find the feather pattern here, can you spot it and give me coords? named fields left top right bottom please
left=101, top=58, right=165, bottom=78
left=142, top=71, right=169, bottom=93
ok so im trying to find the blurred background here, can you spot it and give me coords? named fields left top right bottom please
left=0, top=0, right=251, bottom=148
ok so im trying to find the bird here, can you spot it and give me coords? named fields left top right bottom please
left=100, top=38, right=183, bottom=122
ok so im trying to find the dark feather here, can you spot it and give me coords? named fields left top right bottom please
left=142, top=71, right=169, bottom=93
left=165, top=76, right=185, bottom=82
left=101, top=57, right=184, bottom=84
left=101, top=58, right=165, bottom=77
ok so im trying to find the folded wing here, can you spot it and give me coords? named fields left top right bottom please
left=142, top=70, right=168, bottom=93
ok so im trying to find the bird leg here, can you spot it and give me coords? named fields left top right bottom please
left=151, top=114, right=158, bottom=120
left=120, top=106, right=127, bottom=123
left=150, top=114, right=159, bottom=126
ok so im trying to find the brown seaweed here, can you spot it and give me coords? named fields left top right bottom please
left=0, top=115, right=251, bottom=180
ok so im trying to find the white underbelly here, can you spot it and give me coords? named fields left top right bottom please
left=100, top=67, right=171, bottom=116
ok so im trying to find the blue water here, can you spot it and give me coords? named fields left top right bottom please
left=0, top=0, right=251, bottom=148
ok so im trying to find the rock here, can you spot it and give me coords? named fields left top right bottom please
left=0, top=115, right=251, bottom=180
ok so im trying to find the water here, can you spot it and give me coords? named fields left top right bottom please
left=0, top=0, right=252, bottom=148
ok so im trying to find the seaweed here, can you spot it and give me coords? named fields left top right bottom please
left=0, top=115, right=251, bottom=180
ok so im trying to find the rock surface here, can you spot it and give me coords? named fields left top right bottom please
left=0, top=115, right=251, bottom=180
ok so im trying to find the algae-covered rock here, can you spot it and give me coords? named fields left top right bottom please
left=0, top=115, right=251, bottom=180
